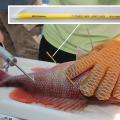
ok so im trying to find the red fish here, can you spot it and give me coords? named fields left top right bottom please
left=0, top=49, right=120, bottom=112
left=0, top=61, right=120, bottom=112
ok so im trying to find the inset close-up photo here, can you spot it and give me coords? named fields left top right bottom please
left=8, top=5, right=120, bottom=24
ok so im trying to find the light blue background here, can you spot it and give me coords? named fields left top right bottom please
left=0, top=0, right=32, bottom=11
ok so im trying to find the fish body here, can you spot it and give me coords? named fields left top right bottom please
left=0, top=61, right=120, bottom=111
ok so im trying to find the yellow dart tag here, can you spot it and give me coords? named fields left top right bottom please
left=17, top=14, right=120, bottom=19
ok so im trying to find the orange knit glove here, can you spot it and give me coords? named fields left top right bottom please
left=65, top=38, right=120, bottom=100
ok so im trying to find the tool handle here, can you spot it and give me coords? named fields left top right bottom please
left=0, top=46, right=17, bottom=66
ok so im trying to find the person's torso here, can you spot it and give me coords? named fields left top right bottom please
left=44, top=24, right=120, bottom=54
left=49, top=0, right=120, bottom=5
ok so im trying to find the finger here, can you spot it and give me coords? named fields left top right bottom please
left=65, top=51, right=96, bottom=80
left=112, top=75, right=120, bottom=99
left=95, top=68, right=120, bottom=100
left=80, top=64, right=106, bottom=97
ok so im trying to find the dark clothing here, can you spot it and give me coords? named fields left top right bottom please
left=39, top=36, right=76, bottom=63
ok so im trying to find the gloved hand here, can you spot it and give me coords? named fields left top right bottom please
left=65, top=38, right=120, bottom=100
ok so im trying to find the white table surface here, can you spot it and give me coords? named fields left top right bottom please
left=0, top=57, right=120, bottom=120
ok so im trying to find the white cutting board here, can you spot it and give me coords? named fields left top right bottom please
left=0, top=57, right=120, bottom=120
